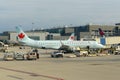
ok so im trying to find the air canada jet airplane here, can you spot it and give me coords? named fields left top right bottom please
left=16, top=26, right=104, bottom=50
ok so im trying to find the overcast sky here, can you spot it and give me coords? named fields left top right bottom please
left=0, top=0, right=120, bottom=32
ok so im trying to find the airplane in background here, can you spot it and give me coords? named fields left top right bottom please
left=68, top=33, right=75, bottom=41
left=16, top=26, right=104, bottom=51
left=98, top=28, right=107, bottom=45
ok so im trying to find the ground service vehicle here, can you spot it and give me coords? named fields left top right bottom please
left=4, top=53, right=14, bottom=61
left=51, top=51, right=64, bottom=58
left=114, top=50, right=120, bottom=55
left=26, top=52, right=37, bottom=60
left=14, top=53, right=24, bottom=60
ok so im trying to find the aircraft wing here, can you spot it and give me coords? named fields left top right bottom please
left=59, top=40, right=73, bottom=51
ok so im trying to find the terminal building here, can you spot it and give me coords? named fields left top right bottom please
left=44, top=24, right=120, bottom=39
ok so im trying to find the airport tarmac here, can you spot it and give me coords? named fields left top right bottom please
left=0, top=46, right=120, bottom=80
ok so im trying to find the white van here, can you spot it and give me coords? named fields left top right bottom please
left=4, top=53, right=14, bottom=61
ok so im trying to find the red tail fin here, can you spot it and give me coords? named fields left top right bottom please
left=98, top=28, right=105, bottom=37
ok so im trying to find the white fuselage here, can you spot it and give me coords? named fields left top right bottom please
left=21, top=39, right=104, bottom=49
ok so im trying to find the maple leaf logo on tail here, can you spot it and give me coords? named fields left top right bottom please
left=70, top=36, right=74, bottom=40
left=68, top=33, right=75, bottom=41
left=18, top=33, right=25, bottom=39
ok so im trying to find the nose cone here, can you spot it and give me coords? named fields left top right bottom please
left=98, top=44, right=105, bottom=48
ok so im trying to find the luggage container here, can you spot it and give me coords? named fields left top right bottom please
left=74, top=50, right=88, bottom=57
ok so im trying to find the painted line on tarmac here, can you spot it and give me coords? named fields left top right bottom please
left=0, top=67, right=64, bottom=80
left=8, top=75, right=23, bottom=80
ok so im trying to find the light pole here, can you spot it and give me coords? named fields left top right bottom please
left=32, top=22, right=34, bottom=32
